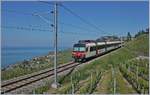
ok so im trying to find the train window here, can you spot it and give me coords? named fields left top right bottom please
left=79, top=47, right=86, bottom=51
left=98, top=46, right=100, bottom=49
left=99, top=46, right=101, bottom=49
left=94, top=46, right=96, bottom=50
left=86, top=47, right=88, bottom=52
left=90, top=46, right=96, bottom=51
left=74, top=47, right=79, bottom=51
left=90, top=47, right=92, bottom=51
left=97, top=45, right=105, bottom=49
left=73, top=47, right=86, bottom=51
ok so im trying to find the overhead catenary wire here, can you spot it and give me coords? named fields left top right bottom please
left=3, top=10, right=37, bottom=16
left=3, top=9, right=53, bottom=24
left=38, top=0, right=55, bottom=5
left=4, top=9, right=99, bottom=35
left=2, top=25, right=95, bottom=35
left=60, top=22, right=99, bottom=35
left=59, top=3, right=108, bottom=35
left=3, top=9, right=53, bottom=26
left=34, top=14, right=101, bottom=35
left=1, top=25, right=52, bottom=32
left=37, top=1, right=110, bottom=35
left=1, top=25, right=99, bottom=35
left=36, top=14, right=51, bottom=25
left=3, top=2, right=111, bottom=36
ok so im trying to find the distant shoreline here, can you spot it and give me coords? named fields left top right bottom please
left=1, top=47, right=72, bottom=69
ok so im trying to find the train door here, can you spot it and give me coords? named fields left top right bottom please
left=89, top=46, right=96, bottom=57
left=96, top=43, right=98, bottom=55
left=105, top=41, right=107, bottom=52
left=85, top=46, right=90, bottom=58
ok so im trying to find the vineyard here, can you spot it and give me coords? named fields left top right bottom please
left=119, top=58, right=149, bottom=94
left=56, top=60, right=104, bottom=94
left=33, top=34, right=149, bottom=94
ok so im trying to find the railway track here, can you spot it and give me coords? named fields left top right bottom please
left=1, top=47, right=121, bottom=94
left=1, top=61, right=80, bottom=94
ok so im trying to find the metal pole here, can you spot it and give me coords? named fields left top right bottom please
left=114, top=71, right=116, bottom=94
left=54, top=1, right=58, bottom=87
left=128, top=63, right=130, bottom=72
left=105, top=41, right=107, bottom=52
left=71, top=76, right=74, bottom=94
left=90, top=72, right=93, bottom=91
left=51, top=2, right=59, bottom=88
left=136, top=64, right=139, bottom=90
left=112, top=67, right=116, bottom=94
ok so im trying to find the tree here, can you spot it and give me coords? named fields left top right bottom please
left=134, top=28, right=149, bottom=38
left=127, top=32, right=132, bottom=41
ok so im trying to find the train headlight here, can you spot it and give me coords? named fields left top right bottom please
left=72, top=52, right=76, bottom=55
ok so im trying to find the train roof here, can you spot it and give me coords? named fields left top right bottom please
left=78, top=40, right=96, bottom=43
left=73, top=43, right=86, bottom=47
left=74, top=43, right=96, bottom=47
left=74, top=40, right=122, bottom=47
left=96, top=36, right=121, bottom=42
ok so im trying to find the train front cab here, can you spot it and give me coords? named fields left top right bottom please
left=72, top=44, right=86, bottom=62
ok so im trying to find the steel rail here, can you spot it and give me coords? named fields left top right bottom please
left=1, top=62, right=77, bottom=94
left=1, top=61, right=74, bottom=87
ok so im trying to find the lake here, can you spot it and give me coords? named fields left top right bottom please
left=1, top=47, right=70, bottom=68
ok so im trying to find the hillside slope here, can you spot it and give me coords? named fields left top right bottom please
left=125, top=34, right=149, bottom=56
left=4, top=34, right=148, bottom=94
left=43, top=34, right=149, bottom=94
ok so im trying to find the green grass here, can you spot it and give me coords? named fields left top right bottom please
left=125, top=34, right=149, bottom=56
left=33, top=85, right=49, bottom=94
left=93, top=70, right=112, bottom=94
left=32, top=80, right=52, bottom=94
left=58, top=49, right=73, bottom=64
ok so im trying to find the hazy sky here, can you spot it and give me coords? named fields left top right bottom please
left=1, top=1, right=149, bottom=48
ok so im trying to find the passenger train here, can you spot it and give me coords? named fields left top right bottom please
left=72, top=39, right=123, bottom=62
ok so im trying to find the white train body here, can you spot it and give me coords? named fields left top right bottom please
left=72, top=40, right=123, bottom=62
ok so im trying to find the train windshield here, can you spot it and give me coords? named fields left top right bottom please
left=73, top=47, right=85, bottom=52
